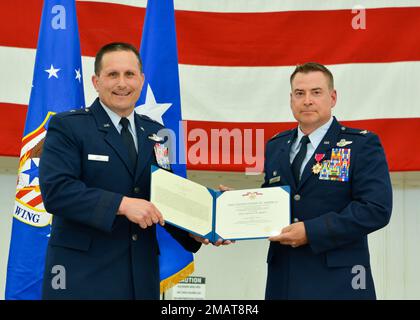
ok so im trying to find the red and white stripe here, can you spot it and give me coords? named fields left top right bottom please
left=16, top=188, right=44, bottom=210
left=1, top=0, right=420, bottom=171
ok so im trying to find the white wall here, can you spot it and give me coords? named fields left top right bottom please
left=369, top=172, right=420, bottom=299
left=1, top=157, right=420, bottom=299
left=0, top=157, right=19, bottom=300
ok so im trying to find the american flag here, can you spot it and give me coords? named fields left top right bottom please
left=5, top=0, right=85, bottom=299
left=1, top=0, right=419, bottom=173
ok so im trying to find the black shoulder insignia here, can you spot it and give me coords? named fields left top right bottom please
left=58, top=108, right=90, bottom=117
left=268, top=130, right=292, bottom=142
left=341, top=126, right=370, bottom=136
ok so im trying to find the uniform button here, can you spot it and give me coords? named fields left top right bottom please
left=132, top=234, right=138, bottom=241
left=133, top=187, right=140, bottom=194
left=294, top=194, right=301, bottom=201
left=293, top=218, right=299, bottom=223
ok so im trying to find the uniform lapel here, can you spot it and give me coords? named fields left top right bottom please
left=284, top=131, right=298, bottom=189
left=273, top=130, right=297, bottom=189
left=90, top=99, right=135, bottom=177
left=297, top=117, right=341, bottom=190
left=134, top=114, right=155, bottom=179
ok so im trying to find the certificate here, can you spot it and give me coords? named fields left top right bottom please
left=150, top=166, right=290, bottom=241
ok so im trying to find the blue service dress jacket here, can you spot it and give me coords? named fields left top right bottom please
left=39, top=98, right=200, bottom=300
left=263, top=117, right=392, bottom=299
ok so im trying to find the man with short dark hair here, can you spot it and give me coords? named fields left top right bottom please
left=263, top=62, right=392, bottom=299
left=39, top=42, right=202, bottom=299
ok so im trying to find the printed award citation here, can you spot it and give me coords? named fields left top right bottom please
left=150, top=166, right=290, bottom=241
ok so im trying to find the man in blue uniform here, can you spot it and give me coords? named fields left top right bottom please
left=39, top=43, right=203, bottom=299
left=263, top=62, right=392, bottom=299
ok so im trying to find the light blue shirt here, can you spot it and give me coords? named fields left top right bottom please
left=99, top=100, right=138, bottom=151
left=289, top=117, right=333, bottom=178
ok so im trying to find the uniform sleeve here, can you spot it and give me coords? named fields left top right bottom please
left=261, top=142, right=273, bottom=188
left=304, top=133, right=393, bottom=254
left=163, top=224, right=201, bottom=253
left=39, top=115, right=123, bottom=233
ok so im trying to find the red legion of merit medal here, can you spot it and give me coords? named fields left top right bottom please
left=312, top=153, right=325, bottom=174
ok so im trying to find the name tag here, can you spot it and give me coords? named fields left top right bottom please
left=88, top=154, right=109, bottom=162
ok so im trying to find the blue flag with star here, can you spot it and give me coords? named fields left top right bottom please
left=5, top=0, right=85, bottom=299
left=136, top=0, right=195, bottom=292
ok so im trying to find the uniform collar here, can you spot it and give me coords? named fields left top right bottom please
left=296, top=116, right=333, bottom=150
left=99, top=100, right=136, bottom=133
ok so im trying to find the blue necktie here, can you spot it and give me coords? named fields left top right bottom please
left=120, top=117, right=137, bottom=169
left=291, top=135, right=310, bottom=184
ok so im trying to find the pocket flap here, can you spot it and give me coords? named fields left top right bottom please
left=326, top=248, right=370, bottom=267
left=49, top=229, right=92, bottom=252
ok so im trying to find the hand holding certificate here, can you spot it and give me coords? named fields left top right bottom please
left=150, top=166, right=291, bottom=242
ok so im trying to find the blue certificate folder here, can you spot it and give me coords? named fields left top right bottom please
left=151, top=166, right=291, bottom=242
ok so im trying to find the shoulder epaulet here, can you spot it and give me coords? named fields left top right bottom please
left=339, top=125, right=371, bottom=136
left=136, top=113, right=164, bottom=127
left=268, top=129, right=293, bottom=142
left=57, top=108, right=91, bottom=117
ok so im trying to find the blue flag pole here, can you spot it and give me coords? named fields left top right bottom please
left=136, top=0, right=195, bottom=293
left=5, top=0, right=85, bottom=299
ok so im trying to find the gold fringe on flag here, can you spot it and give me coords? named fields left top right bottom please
left=160, top=262, right=195, bottom=293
